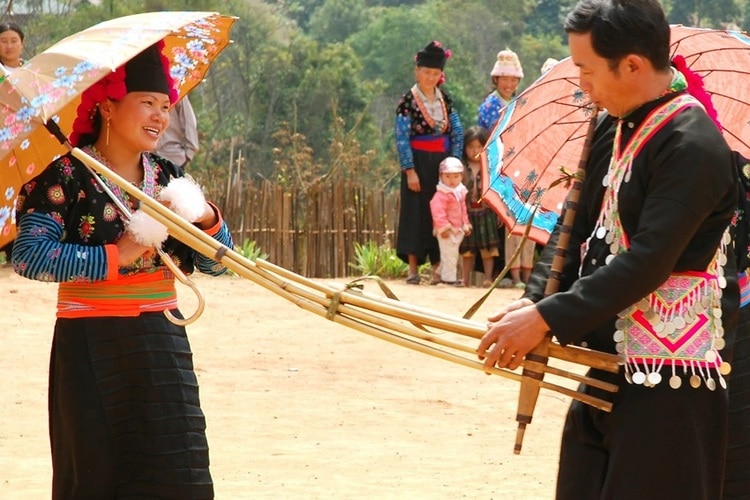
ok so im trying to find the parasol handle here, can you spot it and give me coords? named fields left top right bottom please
left=44, top=118, right=69, bottom=145
left=513, top=107, right=600, bottom=455
left=157, top=247, right=206, bottom=326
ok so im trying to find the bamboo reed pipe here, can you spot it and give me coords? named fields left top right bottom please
left=263, top=259, right=484, bottom=333
left=249, top=264, right=614, bottom=412
left=548, top=343, right=621, bottom=373
left=251, top=264, right=618, bottom=397
left=513, top=107, right=601, bottom=455
left=257, top=259, right=621, bottom=374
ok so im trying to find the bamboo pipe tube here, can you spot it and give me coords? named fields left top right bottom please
left=257, top=259, right=481, bottom=332
left=250, top=263, right=618, bottom=400
left=332, top=280, right=621, bottom=371
left=249, top=263, right=614, bottom=411
left=513, top=107, right=601, bottom=455
left=255, top=259, right=618, bottom=394
left=547, top=343, right=620, bottom=373
left=257, top=259, right=621, bottom=374
left=343, top=282, right=621, bottom=372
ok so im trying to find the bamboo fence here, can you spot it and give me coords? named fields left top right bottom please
left=211, top=179, right=400, bottom=278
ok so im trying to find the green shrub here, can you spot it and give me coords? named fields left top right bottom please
left=235, top=239, right=268, bottom=262
left=348, top=241, right=408, bottom=279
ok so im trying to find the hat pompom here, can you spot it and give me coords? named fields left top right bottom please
left=491, top=48, right=524, bottom=78
left=70, top=67, right=128, bottom=147
left=672, top=55, right=722, bottom=132
left=155, top=40, right=179, bottom=104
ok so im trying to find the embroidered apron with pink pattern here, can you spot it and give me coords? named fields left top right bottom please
left=581, top=94, right=731, bottom=390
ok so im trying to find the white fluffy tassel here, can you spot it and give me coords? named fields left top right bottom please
left=159, top=176, right=206, bottom=222
left=127, top=209, right=169, bottom=247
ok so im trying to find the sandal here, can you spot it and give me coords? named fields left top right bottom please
left=406, top=275, right=420, bottom=285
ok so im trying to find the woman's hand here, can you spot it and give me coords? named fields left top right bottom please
left=116, top=231, right=152, bottom=266
left=406, top=169, right=421, bottom=192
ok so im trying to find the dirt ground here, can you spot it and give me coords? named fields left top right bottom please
left=0, top=265, right=576, bottom=499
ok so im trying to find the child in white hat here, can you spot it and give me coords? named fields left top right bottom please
left=429, top=156, right=472, bottom=285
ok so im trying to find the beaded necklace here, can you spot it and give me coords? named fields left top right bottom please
left=82, top=146, right=158, bottom=219
left=411, top=84, right=448, bottom=133
left=583, top=93, right=730, bottom=389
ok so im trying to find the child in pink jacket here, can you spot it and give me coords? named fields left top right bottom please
left=430, top=157, right=472, bottom=285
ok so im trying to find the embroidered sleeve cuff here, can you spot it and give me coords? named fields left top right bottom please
left=104, top=244, right=119, bottom=280
left=199, top=202, right=224, bottom=236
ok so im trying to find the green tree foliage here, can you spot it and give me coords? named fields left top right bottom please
left=348, top=5, right=439, bottom=100
left=268, top=0, right=326, bottom=30
left=308, top=0, right=370, bottom=43
left=528, top=0, right=578, bottom=36
left=517, top=33, right=569, bottom=83
left=366, top=0, right=425, bottom=6
left=666, top=0, right=741, bottom=28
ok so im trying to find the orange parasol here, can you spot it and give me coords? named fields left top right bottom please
left=481, top=24, right=750, bottom=246
left=0, top=11, right=236, bottom=247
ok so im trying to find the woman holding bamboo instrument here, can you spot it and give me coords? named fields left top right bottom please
left=478, top=1, right=738, bottom=498
left=12, top=44, right=232, bottom=498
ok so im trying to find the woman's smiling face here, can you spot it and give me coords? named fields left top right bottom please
left=106, top=92, right=172, bottom=153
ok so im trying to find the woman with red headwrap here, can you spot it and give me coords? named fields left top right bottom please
left=12, top=43, right=232, bottom=498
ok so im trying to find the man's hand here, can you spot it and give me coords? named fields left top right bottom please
left=488, top=298, right=534, bottom=322
left=478, top=301, right=550, bottom=371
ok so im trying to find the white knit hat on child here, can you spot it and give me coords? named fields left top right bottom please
left=439, top=156, right=464, bottom=174
left=491, top=48, right=524, bottom=78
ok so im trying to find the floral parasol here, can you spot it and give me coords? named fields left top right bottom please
left=0, top=11, right=236, bottom=247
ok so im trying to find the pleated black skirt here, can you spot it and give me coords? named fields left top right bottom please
left=396, top=148, right=444, bottom=266
left=49, top=312, right=213, bottom=499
